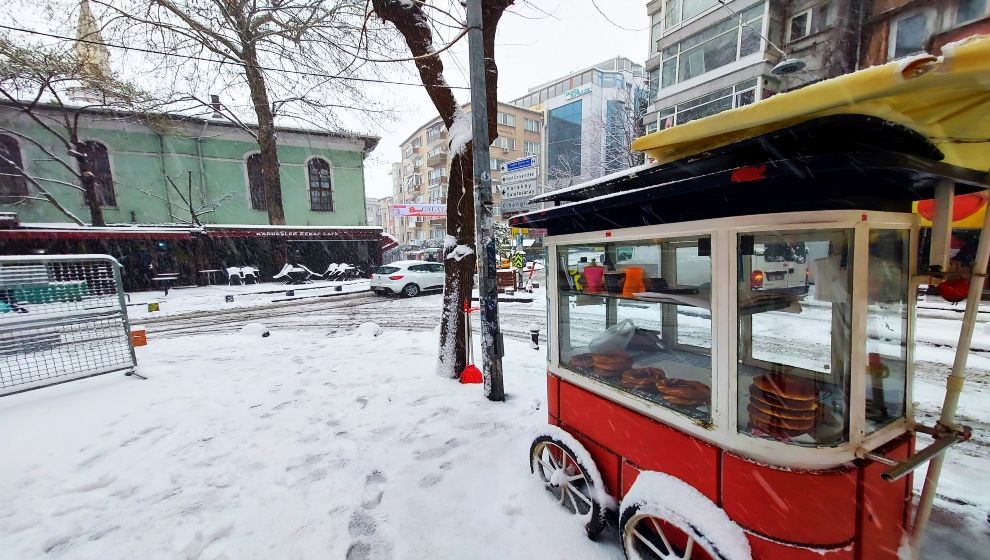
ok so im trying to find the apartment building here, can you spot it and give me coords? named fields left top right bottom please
left=859, top=0, right=990, bottom=65
left=391, top=102, right=543, bottom=244
left=643, top=0, right=860, bottom=133
left=511, top=56, right=647, bottom=192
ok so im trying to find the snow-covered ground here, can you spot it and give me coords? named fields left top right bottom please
left=2, top=282, right=989, bottom=559
left=0, top=326, right=624, bottom=560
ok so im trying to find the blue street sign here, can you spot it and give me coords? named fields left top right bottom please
left=505, top=157, right=536, bottom=172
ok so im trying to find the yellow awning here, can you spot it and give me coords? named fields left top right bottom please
left=633, top=35, right=990, bottom=174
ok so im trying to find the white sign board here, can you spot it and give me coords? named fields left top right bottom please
left=501, top=196, right=537, bottom=213
left=501, top=167, right=539, bottom=184
left=501, top=179, right=538, bottom=199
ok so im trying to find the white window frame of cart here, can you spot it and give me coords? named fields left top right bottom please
left=545, top=209, right=917, bottom=469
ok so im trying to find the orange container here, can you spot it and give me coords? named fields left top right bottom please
left=130, top=328, right=147, bottom=347
left=622, top=266, right=646, bottom=296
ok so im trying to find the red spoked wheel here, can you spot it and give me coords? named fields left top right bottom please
left=619, top=471, right=750, bottom=560
left=621, top=505, right=724, bottom=560
left=529, top=434, right=606, bottom=538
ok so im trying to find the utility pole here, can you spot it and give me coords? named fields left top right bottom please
left=466, top=0, right=504, bottom=401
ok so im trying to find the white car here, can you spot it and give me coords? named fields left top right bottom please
left=371, top=261, right=445, bottom=297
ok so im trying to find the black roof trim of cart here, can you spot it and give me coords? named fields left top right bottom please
left=508, top=151, right=989, bottom=235
left=531, top=114, right=944, bottom=205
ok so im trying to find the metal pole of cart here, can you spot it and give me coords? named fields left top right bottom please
left=907, top=183, right=990, bottom=559
left=466, top=0, right=505, bottom=401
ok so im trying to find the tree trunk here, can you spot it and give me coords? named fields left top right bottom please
left=437, top=148, right=476, bottom=377
left=243, top=44, right=286, bottom=226
left=373, top=0, right=512, bottom=379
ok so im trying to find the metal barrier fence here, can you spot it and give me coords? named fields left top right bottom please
left=0, top=254, right=136, bottom=396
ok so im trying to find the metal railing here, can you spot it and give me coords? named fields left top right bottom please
left=0, top=254, right=136, bottom=396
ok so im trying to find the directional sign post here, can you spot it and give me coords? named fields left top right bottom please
left=500, top=156, right=541, bottom=215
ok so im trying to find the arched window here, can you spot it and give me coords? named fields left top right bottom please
left=80, top=141, right=116, bottom=206
left=246, top=153, right=267, bottom=210
left=0, top=134, right=27, bottom=197
left=308, top=158, right=333, bottom=212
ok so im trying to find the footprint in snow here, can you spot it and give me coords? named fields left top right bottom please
left=356, top=396, right=369, bottom=409
left=361, top=471, right=386, bottom=510
left=345, top=540, right=393, bottom=560
left=414, top=438, right=461, bottom=461
left=347, top=510, right=377, bottom=537
left=418, top=473, right=443, bottom=488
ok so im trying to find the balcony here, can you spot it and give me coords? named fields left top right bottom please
left=426, top=130, right=448, bottom=144
left=426, top=148, right=448, bottom=168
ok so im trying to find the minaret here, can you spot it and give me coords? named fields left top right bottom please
left=75, top=0, right=110, bottom=73
left=69, top=0, right=111, bottom=103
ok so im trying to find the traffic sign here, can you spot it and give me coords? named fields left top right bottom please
left=501, top=196, right=537, bottom=213
left=501, top=167, right=539, bottom=183
left=502, top=156, right=536, bottom=172
left=501, top=179, right=538, bottom=199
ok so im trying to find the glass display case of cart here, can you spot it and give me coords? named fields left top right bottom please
left=557, top=235, right=714, bottom=424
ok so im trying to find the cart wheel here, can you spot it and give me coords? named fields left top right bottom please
left=621, top=504, right=726, bottom=559
left=529, top=435, right=605, bottom=538
left=619, top=471, right=750, bottom=560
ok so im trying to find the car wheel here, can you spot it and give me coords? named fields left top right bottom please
left=402, top=283, right=420, bottom=297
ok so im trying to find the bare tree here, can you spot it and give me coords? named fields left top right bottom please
left=134, top=171, right=232, bottom=226
left=99, top=0, right=390, bottom=226
left=0, top=34, right=151, bottom=226
left=371, top=0, right=512, bottom=379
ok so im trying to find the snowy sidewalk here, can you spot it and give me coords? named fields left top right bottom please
left=0, top=326, right=621, bottom=560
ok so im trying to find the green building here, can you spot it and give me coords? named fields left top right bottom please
left=0, top=103, right=379, bottom=227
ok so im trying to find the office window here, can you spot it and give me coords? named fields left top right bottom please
left=789, top=3, right=830, bottom=42
left=651, top=11, right=664, bottom=53
left=656, top=79, right=759, bottom=130
left=524, top=141, right=540, bottom=155
left=497, top=112, right=516, bottom=126
left=493, top=136, right=515, bottom=150
left=663, top=0, right=720, bottom=32
left=524, top=118, right=541, bottom=132
left=428, top=168, right=445, bottom=185
left=956, top=0, right=988, bottom=24
left=660, top=3, right=764, bottom=87
left=308, top=158, right=333, bottom=212
left=80, top=141, right=116, bottom=207
left=0, top=134, right=27, bottom=197
left=547, top=100, right=582, bottom=178
left=889, top=11, right=933, bottom=59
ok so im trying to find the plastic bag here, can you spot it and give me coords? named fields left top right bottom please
left=588, top=319, right=636, bottom=353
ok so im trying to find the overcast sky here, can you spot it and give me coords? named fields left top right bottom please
left=361, top=0, right=650, bottom=198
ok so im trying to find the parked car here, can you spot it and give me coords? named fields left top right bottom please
left=371, top=261, right=445, bottom=297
